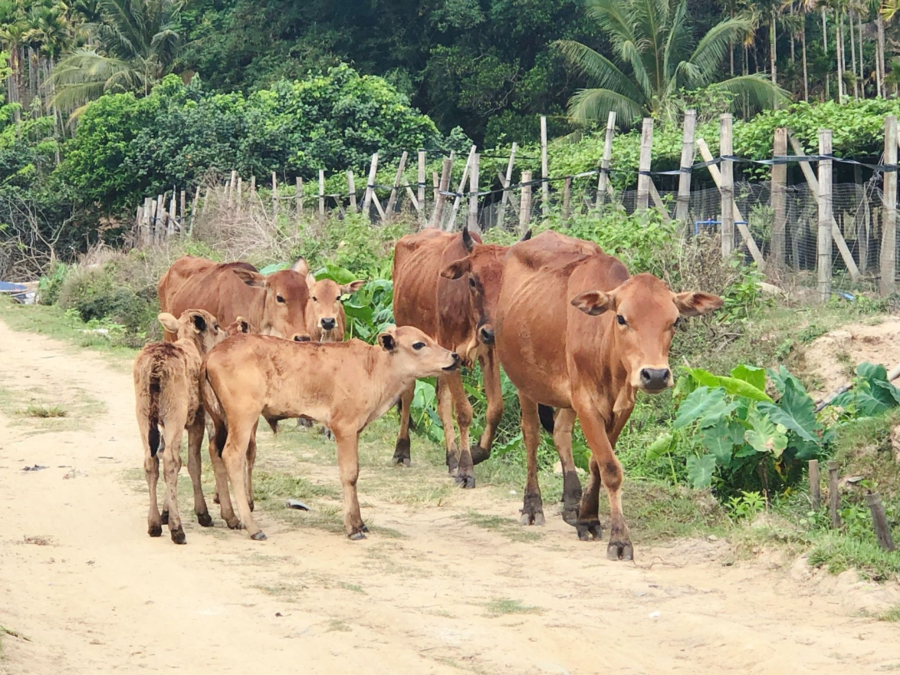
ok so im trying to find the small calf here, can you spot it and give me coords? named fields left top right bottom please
left=305, top=275, right=364, bottom=342
left=203, top=325, right=459, bottom=540
left=133, top=309, right=225, bottom=543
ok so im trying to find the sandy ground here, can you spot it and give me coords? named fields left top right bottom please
left=2, top=318, right=900, bottom=675
left=804, top=318, right=900, bottom=400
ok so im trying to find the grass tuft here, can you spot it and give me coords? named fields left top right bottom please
left=484, top=597, right=542, bottom=616
left=19, top=404, right=68, bottom=418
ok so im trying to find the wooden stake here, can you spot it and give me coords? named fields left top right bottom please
left=866, top=493, right=896, bottom=551
left=675, top=110, right=696, bottom=225
left=449, top=145, right=476, bottom=230
left=189, top=185, right=200, bottom=235
left=597, top=111, right=616, bottom=208
left=828, top=460, right=841, bottom=529
left=201, top=188, right=210, bottom=215
left=386, top=151, right=408, bottom=218
left=818, top=129, right=834, bottom=304
left=720, top=114, right=735, bottom=257
left=180, top=190, right=186, bottom=229
left=519, top=170, right=533, bottom=234
left=649, top=181, right=672, bottom=222
left=250, top=175, right=256, bottom=193
left=541, top=115, right=550, bottom=217
left=295, top=177, right=303, bottom=217
left=430, top=158, right=453, bottom=228
left=363, top=153, right=379, bottom=218
left=317, top=170, right=325, bottom=221
left=417, top=149, right=426, bottom=223
left=432, top=171, right=439, bottom=208
left=229, top=169, right=237, bottom=206
left=168, top=191, right=177, bottom=236
left=771, top=128, right=787, bottom=268
left=271, top=172, right=278, bottom=217
left=809, top=459, right=821, bottom=511
left=347, top=172, right=357, bottom=211
left=497, top=142, right=517, bottom=228
left=235, top=178, right=242, bottom=215
left=563, top=176, right=572, bottom=221
left=468, top=153, right=480, bottom=233
left=882, top=115, right=897, bottom=296
left=636, top=118, right=654, bottom=211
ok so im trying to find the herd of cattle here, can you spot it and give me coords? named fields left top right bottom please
left=133, top=228, right=722, bottom=561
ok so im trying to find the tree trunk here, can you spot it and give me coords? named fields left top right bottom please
left=858, top=12, right=864, bottom=98
left=802, top=21, right=809, bottom=101
left=877, top=13, right=886, bottom=98
left=730, top=8, right=735, bottom=76
left=849, top=12, right=858, bottom=99
left=836, top=13, right=844, bottom=101
left=743, top=43, right=749, bottom=76
left=822, top=9, right=827, bottom=55
left=770, top=14, right=778, bottom=85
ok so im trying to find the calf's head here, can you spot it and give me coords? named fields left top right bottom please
left=158, top=308, right=225, bottom=354
left=441, top=227, right=531, bottom=347
left=306, top=275, right=365, bottom=340
left=571, top=273, right=722, bottom=394
left=231, top=257, right=311, bottom=342
left=377, top=326, right=459, bottom=379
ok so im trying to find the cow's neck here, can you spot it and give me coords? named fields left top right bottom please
left=604, top=318, right=636, bottom=417
left=363, top=350, right=418, bottom=426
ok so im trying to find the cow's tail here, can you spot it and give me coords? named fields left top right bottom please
left=538, top=404, right=555, bottom=435
left=147, top=359, right=164, bottom=457
left=203, top=365, right=229, bottom=457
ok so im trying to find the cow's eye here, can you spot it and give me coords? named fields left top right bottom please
left=468, top=278, right=476, bottom=288
left=412, top=342, right=426, bottom=350
left=616, top=314, right=627, bottom=326
left=311, top=296, right=318, bottom=302
left=276, top=295, right=285, bottom=304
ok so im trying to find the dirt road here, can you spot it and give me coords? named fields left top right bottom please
left=2, top=317, right=900, bottom=675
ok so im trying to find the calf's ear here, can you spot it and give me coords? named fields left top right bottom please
left=571, top=290, right=614, bottom=316
left=158, top=312, right=179, bottom=333
left=305, top=272, right=317, bottom=295
left=235, top=316, right=252, bottom=334
left=341, top=280, right=365, bottom=295
left=291, top=256, right=309, bottom=276
left=189, top=312, right=208, bottom=333
left=378, top=332, right=397, bottom=352
left=673, top=291, right=724, bottom=317
left=231, top=268, right=266, bottom=288
left=440, top=259, right=471, bottom=280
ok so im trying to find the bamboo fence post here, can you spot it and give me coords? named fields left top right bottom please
left=386, top=151, right=408, bottom=217
left=866, top=493, right=896, bottom=551
left=189, top=186, right=200, bottom=235
left=417, top=149, right=426, bottom=223
left=168, top=191, right=177, bottom=236
left=236, top=178, right=242, bottom=216
left=498, top=171, right=520, bottom=218
left=818, top=129, right=834, bottom=303
left=430, top=158, right=453, bottom=228
left=636, top=117, right=654, bottom=211
left=448, top=145, right=476, bottom=230
left=363, top=153, right=379, bottom=218
left=541, top=115, right=550, bottom=217
left=519, top=170, right=533, bottom=234
left=597, top=111, right=616, bottom=208
left=882, top=115, right=897, bottom=296
left=771, top=128, right=787, bottom=268
left=143, top=197, right=152, bottom=244
left=432, top=171, right=439, bottom=207
left=808, top=460, right=821, bottom=511
left=347, top=172, right=357, bottom=211
left=649, top=181, right=672, bottom=222
left=787, top=133, right=860, bottom=280
left=202, top=188, right=210, bottom=215
left=229, top=169, right=237, bottom=205
left=720, top=114, right=735, bottom=257
left=271, top=172, right=278, bottom=217
left=563, top=176, right=572, bottom=221
left=497, top=142, right=517, bottom=228
left=314, top=170, right=323, bottom=221
left=828, top=461, right=841, bottom=528
left=180, top=190, right=186, bottom=230
left=153, top=195, right=163, bottom=242
left=250, top=175, right=256, bottom=194
left=134, top=205, right=143, bottom=246
left=468, top=153, right=480, bottom=233
left=675, top=110, right=696, bottom=226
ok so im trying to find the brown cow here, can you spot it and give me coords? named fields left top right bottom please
left=203, top=326, right=460, bottom=540
left=495, top=231, right=722, bottom=560
left=158, top=255, right=312, bottom=343
left=305, top=275, right=365, bottom=342
left=392, top=226, right=525, bottom=487
left=133, top=309, right=225, bottom=543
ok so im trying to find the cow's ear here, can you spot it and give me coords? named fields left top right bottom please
left=378, top=331, right=397, bottom=352
left=291, top=256, right=309, bottom=276
left=461, top=226, right=476, bottom=252
left=189, top=312, right=208, bottom=333
left=158, top=312, right=179, bottom=333
left=305, top=272, right=317, bottom=294
left=519, top=229, right=533, bottom=242
left=232, top=268, right=266, bottom=288
left=440, top=258, right=471, bottom=280
left=673, top=291, right=724, bottom=317
left=341, top=280, right=365, bottom=295
left=571, top=290, right=614, bottom=316
left=235, top=316, right=252, bottom=334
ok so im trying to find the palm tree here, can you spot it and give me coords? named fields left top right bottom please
left=0, top=0, right=27, bottom=119
left=556, top=0, right=788, bottom=126
left=50, top=0, right=183, bottom=116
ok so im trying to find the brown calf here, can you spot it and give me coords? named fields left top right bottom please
left=305, top=275, right=365, bottom=342
left=495, top=231, right=722, bottom=560
left=203, top=326, right=459, bottom=540
left=133, top=309, right=225, bottom=543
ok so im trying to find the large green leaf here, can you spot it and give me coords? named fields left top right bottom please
left=647, top=433, right=674, bottom=460
left=313, top=263, right=358, bottom=285
left=686, top=454, right=717, bottom=489
left=744, top=410, right=788, bottom=458
left=759, top=379, right=819, bottom=443
left=686, top=368, right=773, bottom=402
left=701, top=419, right=745, bottom=466
left=673, top=386, right=727, bottom=429
left=769, top=366, right=808, bottom=396
left=730, top=364, right=766, bottom=392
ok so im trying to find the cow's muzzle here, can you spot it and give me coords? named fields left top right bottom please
left=639, top=367, right=671, bottom=393
left=479, top=325, right=495, bottom=345
left=320, top=318, right=336, bottom=331
left=443, top=352, right=461, bottom=371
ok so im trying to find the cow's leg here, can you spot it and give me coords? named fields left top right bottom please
left=158, top=433, right=169, bottom=525
left=577, top=410, right=631, bottom=560
left=445, top=371, right=475, bottom=488
left=161, top=424, right=187, bottom=545
left=392, top=384, right=414, bottom=467
left=246, top=421, right=258, bottom=512
left=187, top=415, right=212, bottom=527
left=142, top=436, right=162, bottom=538
left=208, top=422, right=240, bottom=530
left=334, top=427, right=366, bottom=539
left=518, top=392, right=544, bottom=525
left=552, top=408, right=582, bottom=526
left=205, top=416, right=220, bottom=505
left=436, top=376, right=459, bottom=475
left=472, top=350, right=503, bottom=465
left=222, top=421, right=264, bottom=540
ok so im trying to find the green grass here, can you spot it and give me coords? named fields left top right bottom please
left=463, top=511, right=542, bottom=543
left=0, top=384, right=105, bottom=434
left=878, top=605, right=900, bottom=622
left=807, top=533, right=900, bottom=582
left=484, top=598, right=542, bottom=616
left=19, top=404, right=68, bottom=418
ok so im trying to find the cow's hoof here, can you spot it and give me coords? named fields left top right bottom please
left=250, top=531, right=267, bottom=541
left=607, top=540, right=633, bottom=561
left=348, top=531, right=367, bottom=541
left=297, top=417, right=313, bottom=430
left=148, top=524, right=163, bottom=538
left=248, top=500, right=255, bottom=513
left=576, top=520, right=603, bottom=541
left=470, top=445, right=491, bottom=465
left=213, top=493, right=220, bottom=505
left=321, top=427, right=334, bottom=441
left=455, top=473, right=475, bottom=489
left=226, top=518, right=243, bottom=530
left=360, top=523, right=369, bottom=533
left=520, top=493, right=544, bottom=526
left=392, top=438, right=411, bottom=466
left=160, top=511, right=169, bottom=525
left=197, top=512, right=213, bottom=527
left=562, top=473, right=583, bottom=526
left=561, top=504, right=579, bottom=526
left=171, top=527, right=186, bottom=545
left=446, top=451, right=459, bottom=474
